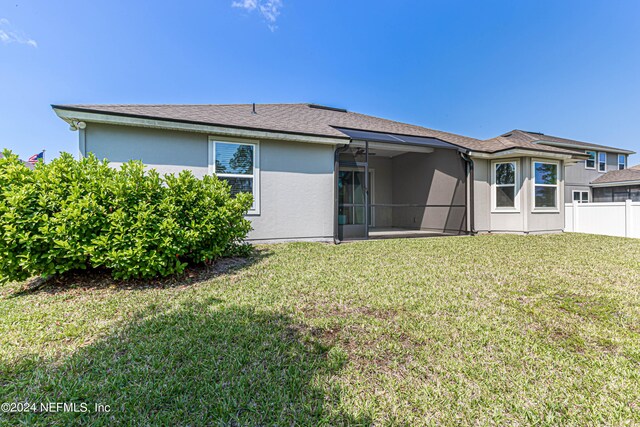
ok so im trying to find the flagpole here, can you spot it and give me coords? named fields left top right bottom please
left=42, top=149, right=45, bottom=164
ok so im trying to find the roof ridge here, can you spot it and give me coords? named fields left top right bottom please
left=509, top=130, right=539, bottom=141
left=65, top=103, right=310, bottom=107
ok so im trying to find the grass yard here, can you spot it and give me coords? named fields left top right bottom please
left=1, top=233, right=640, bottom=426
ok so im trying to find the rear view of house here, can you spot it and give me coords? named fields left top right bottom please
left=53, top=103, right=595, bottom=242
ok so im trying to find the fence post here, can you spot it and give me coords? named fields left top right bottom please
left=572, top=200, right=579, bottom=232
left=626, top=199, right=632, bottom=238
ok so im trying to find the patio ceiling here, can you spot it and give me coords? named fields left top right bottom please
left=349, top=141, right=434, bottom=157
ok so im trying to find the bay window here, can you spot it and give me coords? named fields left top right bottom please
left=210, top=139, right=259, bottom=213
left=492, top=160, right=518, bottom=211
left=533, top=160, right=559, bottom=210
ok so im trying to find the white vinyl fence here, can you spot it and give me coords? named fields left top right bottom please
left=565, top=200, right=640, bottom=238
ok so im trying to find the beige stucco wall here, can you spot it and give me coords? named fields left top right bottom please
left=83, top=122, right=335, bottom=241
left=85, top=122, right=210, bottom=178
left=249, top=139, right=335, bottom=240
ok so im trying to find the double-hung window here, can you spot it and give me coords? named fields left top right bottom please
left=492, top=161, right=518, bottom=211
left=598, top=152, right=607, bottom=172
left=618, top=154, right=626, bottom=170
left=533, top=160, right=559, bottom=210
left=210, top=139, right=259, bottom=213
left=585, top=151, right=596, bottom=169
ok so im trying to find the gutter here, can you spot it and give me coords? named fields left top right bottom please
left=591, top=179, right=640, bottom=187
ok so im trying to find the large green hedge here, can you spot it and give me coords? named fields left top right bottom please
left=0, top=150, right=253, bottom=282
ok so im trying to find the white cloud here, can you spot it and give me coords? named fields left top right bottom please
left=232, top=0, right=258, bottom=10
left=232, top=0, right=283, bottom=31
left=0, top=18, right=37, bottom=48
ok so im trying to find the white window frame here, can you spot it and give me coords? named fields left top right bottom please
left=585, top=150, right=596, bottom=169
left=491, top=160, right=520, bottom=212
left=572, top=190, right=589, bottom=203
left=532, top=159, right=560, bottom=212
left=618, top=154, right=626, bottom=170
left=208, top=136, right=260, bottom=215
left=598, top=152, right=607, bottom=173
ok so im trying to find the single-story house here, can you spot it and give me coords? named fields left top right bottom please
left=52, top=103, right=596, bottom=242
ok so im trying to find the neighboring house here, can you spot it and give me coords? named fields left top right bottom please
left=590, top=165, right=640, bottom=202
left=53, top=103, right=606, bottom=242
left=500, top=130, right=635, bottom=203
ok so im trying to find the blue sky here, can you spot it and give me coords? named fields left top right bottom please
left=2, top=0, right=640, bottom=163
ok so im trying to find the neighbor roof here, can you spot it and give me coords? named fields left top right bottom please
left=52, top=103, right=586, bottom=157
left=591, top=168, right=640, bottom=185
left=501, top=130, right=635, bottom=154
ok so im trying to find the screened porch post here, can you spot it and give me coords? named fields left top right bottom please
left=365, top=140, right=369, bottom=238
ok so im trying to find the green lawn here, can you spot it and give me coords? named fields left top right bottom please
left=1, top=234, right=640, bottom=426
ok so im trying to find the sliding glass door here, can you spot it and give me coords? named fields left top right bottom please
left=338, top=167, right=372, bottom=239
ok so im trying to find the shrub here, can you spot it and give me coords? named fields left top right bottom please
left=0, top=150, right=253, bottom=283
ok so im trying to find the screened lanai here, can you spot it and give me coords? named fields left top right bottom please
left=334, top=128, right=470, bottom=241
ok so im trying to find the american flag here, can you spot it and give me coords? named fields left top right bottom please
left=28, top=151, right=44, bottom=164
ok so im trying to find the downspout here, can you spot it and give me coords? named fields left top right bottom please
left=460, top=151, right=475, bottom=235
left=333, top=144, right=350, bottom=244
left=79, top=127, right=87, bottom=159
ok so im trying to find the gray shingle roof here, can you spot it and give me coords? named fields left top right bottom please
left=501, top=130, right=634, bottom=154
left=591, top=168, right=640, bottom=184
left=54, top=103, right=490, bottom=150
left=52, top=103, right=586, bottom=156
left=479, top=136, right=584, bottom=156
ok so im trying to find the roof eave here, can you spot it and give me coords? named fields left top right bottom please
left=591, top=179, right=640, bottom=187
left=51, top=105, right=349, bottom=146
left=537, top=140, right=635, bottom=155
left=469, top=148, right=585, bottom=160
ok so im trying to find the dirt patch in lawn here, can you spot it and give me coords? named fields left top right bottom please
left=6, top=250, right=271, bottom=298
